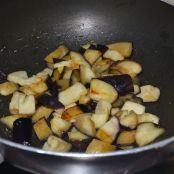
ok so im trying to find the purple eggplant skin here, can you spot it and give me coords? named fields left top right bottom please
left=46, top=77, right=59, bottom=97
left=13, top=118, right=32, bottom=146
left=37, top=94, right=64, bottom=109
left=99, top=74, right=134, bottom=95
left=96, top=44, right=108, bottom=53
left=78, top=48, right=86, bottom=54
left=78, top=100, right=97, bottom=113
left=71, top=139, right=92, bottom=152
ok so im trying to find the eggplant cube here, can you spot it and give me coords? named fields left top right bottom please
left=103, top=49, right=124, bottom=61
left=136, top=123, right=165, bottom=146
left=96, top=117, right=119, bottom=144
left=117, top=130, right=136, bottom=145
left=80, top=65, right=96, bottom=85
left=138, top=113, right=160, bottom=124
left=75, top=114, right=96, bottom=137
left=62, top=105, right=83, bottom=121
left=43, top=135, right=72, bottom=152
left=68, top=127, right=88, bottom=141
left=90, top=79, right=118, bottom=103
left=59, top=82, right=87, bottom=106
left=33, top=119, right=52, bottom=141
left=121, top=101, right=145, bottom=114
left=91, top=100, right=111, bottom=128
left=107, top=42, right=133, bottom=57
left=50, top=116, right=71, bottom=137
left=120, top=111, right=138, bottom=129
left=32, top=106, right=53, bottom=122
left=86, top=139, right=116, bottom=153
left=84, top=49, right=102, bottom=65
left=137, top=85, right=160, bottom=102
left=0, top=115, right=28, bottom=129
left=0, top=82, right=18, bottom=96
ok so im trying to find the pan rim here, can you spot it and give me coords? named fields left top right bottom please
left=0, top=136, right=173, bottom=157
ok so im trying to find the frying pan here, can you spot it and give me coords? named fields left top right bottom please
left=0, top=0, right=174, bottom=173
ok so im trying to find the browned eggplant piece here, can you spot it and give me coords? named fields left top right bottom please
left=99, top=74, right=134, bottom=95
left=70, top=69, right=81, bottom=85
left=13, top=118, right=32, bottom=145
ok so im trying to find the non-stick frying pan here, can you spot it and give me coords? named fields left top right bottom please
left=0, top=0, right=174, bottom=173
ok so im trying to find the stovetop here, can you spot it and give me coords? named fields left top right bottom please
left=0, top=158, right=174, bottom=174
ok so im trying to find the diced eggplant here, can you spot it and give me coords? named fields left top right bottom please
left=137, top=85, right=160, bottom=102
left=70, top=69, right=81, bottom=85
left=120, top=111, right=138, bottom=129
left=56, top=79, right=70, bottom=91
left=50, top=116, right=72, bottom=136
left=107, top=42, right=133, bottom=57
left=84, top=49, right=102, bottom=65
left=54, top=60, right=72, bottom=69
left=59, top=82, right=87, bottom=106
left=0, top=114, right=29, bottom=129
left=45, top=45, right=69, bottom=63
left=62, top=69, right=73, bottom=80
left=18, top=94, right=35, bottom=115
left=43, top=135, right=72, bottom=152
left=46, top=77, right=59, bottom=97
left=130, top=97, right=143, bottom=105
left=111, top=108, right=120, bottom=116
left=138, top=113, right=160, bottom=124
left=121, top=101, right=145, bottom=114
left=103, top=49, right=124, bottom=61
left=96, top=117, right=120, bottom=144
left=68, top=127, right=88, bottom=141
left=92, top=58, right=113, bottom=74
left=117, top=130, right=136, bottom=145
left=86, top=139, right=116, bottom=153
left=74, top=114, right=96, bottom=137
left=0, top=82, right=18, bottom=96
left=80, top=65, right=96, bottom=85
left=19, top=80, right=48, bottom=97
left=99, top=74, right=134, bottom=95
left=61, top=105, right=83, bottom=121
left=110, top=60, right=142, bottom=78
left=13, top=118, right=32, bottom=145
left=33, top=118, right=52, bottom=141
left=136, top=122, right=165, bottom=146
left=91, top=100, right=111, bottom=128
left=79, top=95, right=91, bottom=104
left=36, top=68, right=53, bottom=81
left=132, top=76, right=140, bottom=85
left=90, top=79, right=118, bottom=103
left=51, top=68, right=61, bottom=81
left=78, top=100, right=97, bottom=113
left=32, top=106, right=53, bottom=122
left=7, top=71, right=28, bottom=86
left=70, top=51, right=90, bottom=68
left=37, top=94, right=64, bottom=109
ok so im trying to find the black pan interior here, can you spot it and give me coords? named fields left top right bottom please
left=0, top=0, right=174, bottom=147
